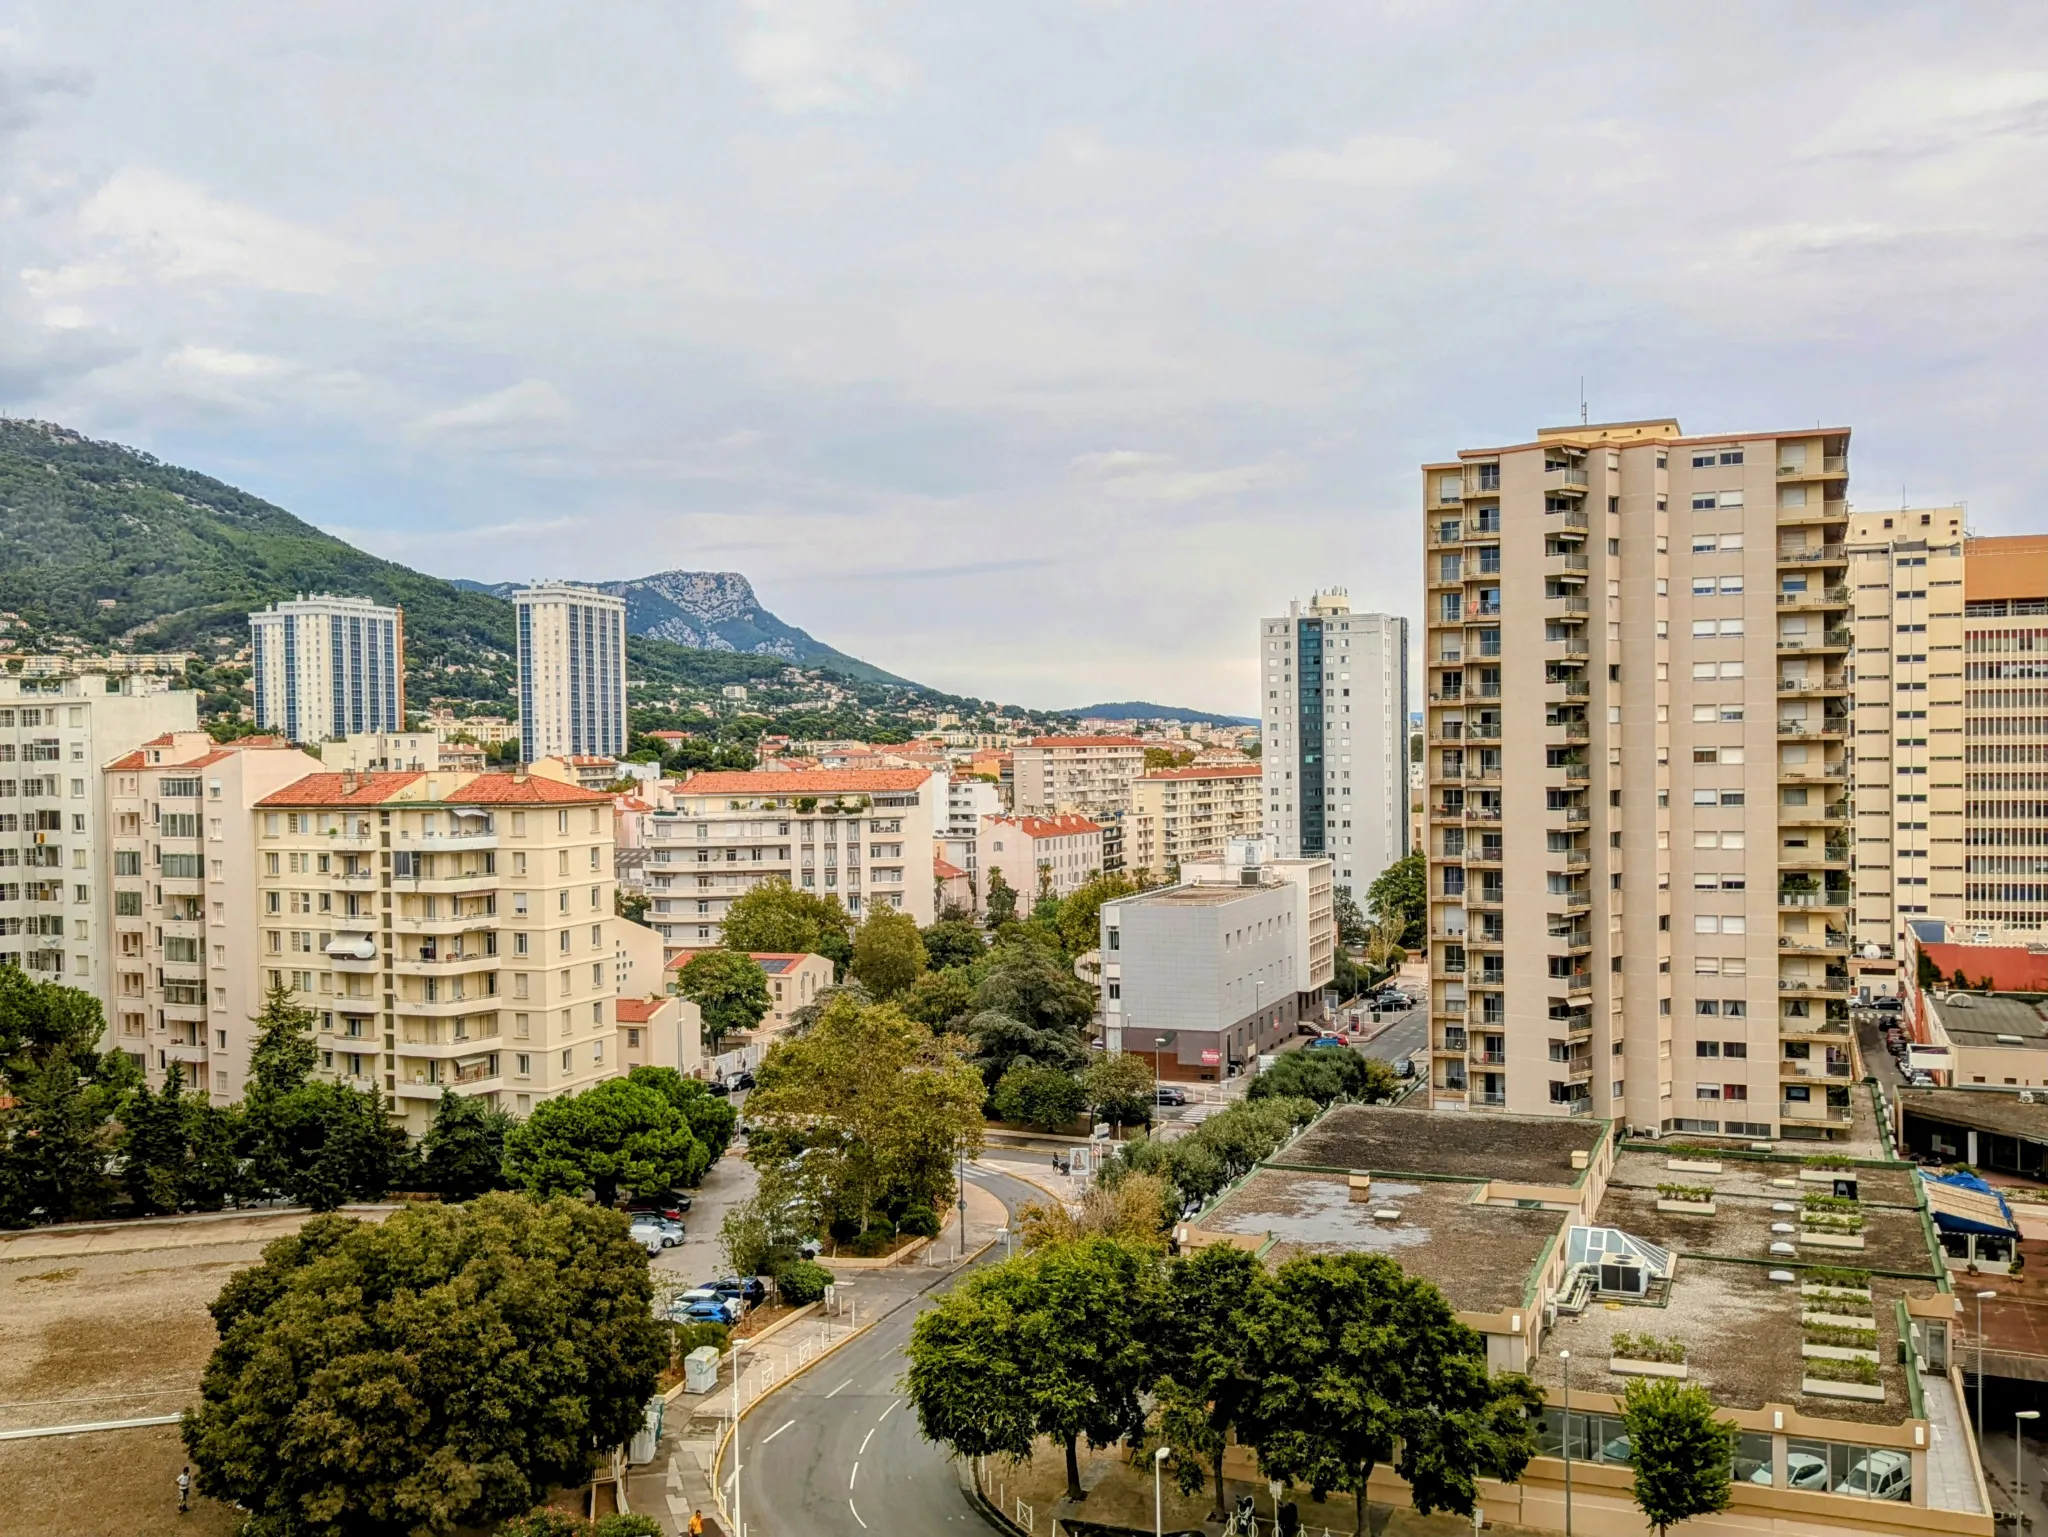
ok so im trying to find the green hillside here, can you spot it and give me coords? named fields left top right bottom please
left=0, top=420, right=907, bottom=715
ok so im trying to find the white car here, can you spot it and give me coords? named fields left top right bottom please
left=629, top=1220, right=679, bottom=1250
left=1753, top=1452, right=1829, bottom=1490
left=1836, top=1450, right=1910, bottom=1501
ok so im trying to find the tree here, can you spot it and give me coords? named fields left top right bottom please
left=1154, top=1244, right=1272, bottom=1518
left=1364, top=851, right=1427, bottom=950
left=420, top=1090, right=511, bottom=1202
left=1081, top=1052, right=1155, bottom=1129
left=614, top=889, right=652, bottom=926
left=718, top=879, right=854, bottom=977
left=984, top=867, right=1018, bottom=928
left=906, top=1237, right=1156, bottom=1501
left=504, top=1077, right=706, bottom=1207
left=247, top=1080, right=412, bottom=1212
left=1055, top=872, right=1138, bottom=957
left=991, top=1062, right=1088, bottom=1130
left=920, top=919, right=986, bottom=971
left=849, top=904, right=928, bottom=999
left=900, top=967, right=974, bottom=1029
left=1018, top=1171, right=1171, bottom=1252
left=1240, top=1253, right=1542, bottom=1536
left=673, top=949, right=771, bottom=1051
left=628, top=1065, right=738, bottom=1164
left=0, top=969, right=143, bottom=1226
left=1331, top=885, right=1371, bottom=950
left=1619, top=1378, right=1736, bottom=1537
left=1246, top=1050, right=1399, bottom=1109
left=183, top=1194, right=665, bottom=1537
left=246, top=980, right=319, bottom=1097
left=182, top=1098, right=246, bottom=1212
left=121, top=1066, right=193, bottom=1215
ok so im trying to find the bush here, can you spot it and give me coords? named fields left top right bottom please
left=898, top=1205, right=940, bottom=1238
left=828, top=1213, right=862, bottom=1244
left=1656, top=1183, right=1713, bottom=1203
left=1803, top=1265, right=1870, bottom=1289
left=1803, top=1323, right=1877, bottom=1350
left=1806, top=1357, right=1880, bottom=1385
left=1803, top=1192, right=1860, bottom=1212
left=671, top=1320, right=730, bottom=1356
left=777, top=1260, right=833, bottom=1306
left=1611, top=1332, right=1686, bottom=1364
left=1802, top=1154, right=1854, bottom=1170
left=596, top=1520, right=665, bottom=1537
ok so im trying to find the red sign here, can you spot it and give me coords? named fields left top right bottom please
left=1199, top=1048, right=1220, bottom=1065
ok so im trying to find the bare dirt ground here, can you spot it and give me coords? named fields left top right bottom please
left=0, top=1423, right=242, bottom=1537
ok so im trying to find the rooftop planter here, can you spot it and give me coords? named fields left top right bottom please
left=1656, top=1182, right=1715, bottom=1215
left=1665, top=1157, right=1722, bottom=1175
left=1802, top=1357, right=1883, bottom=1401
left=1610, top=1332, right=1687, bottom=1380
left=1798, top=1229, right=1866, bottom=1251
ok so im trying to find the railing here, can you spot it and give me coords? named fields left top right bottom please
left=1778, top=974, right=1850, bottom=992
left=1549, top=677, right=1592, bottom=696
left=1777, top=543, right=1846, bottom=564
left=1778, top=890, right=1852, bottom=907
left=1476, top=1092, right=1508, bottom=1107
left=1776, top=720, right=1848, bottom=737
left=1778, top=1102, right=1855, bottom=1126
left=1547, top=594, right=1591, bottom=614
left=1554, top=1011, right=1593, bottom=1032
left=1559, top=806, right=1590, bottom=824
left=1474, top=1051, right=1506, bottom=1066
left=1464, top=602, right=1503, bottom=620
left=1777, top=676, right=1848, bottom=693
left=1547, top=638, right=1590, bottom=657
left=1548, top=507, right=1590, bottom=530
left=1545, top=465, right=1590, bottom=490
left=1779, top=932, right=1851, bottom=951
left=1546, top=552, right=1590, bottom=572
left=1559, top=969, right=1593, bottom=991
left=1776, top=586, right=1852, bottom=606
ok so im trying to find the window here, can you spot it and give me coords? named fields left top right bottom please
left=1719, top=576, right=1743, bottom=594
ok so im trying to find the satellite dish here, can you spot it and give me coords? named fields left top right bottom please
left=1861, top=943, right=1882, bottom=960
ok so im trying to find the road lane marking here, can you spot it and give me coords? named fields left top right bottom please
left=763, top=1420, right=795, bottom=1444
left=878, top=1398, right=900, bottom=1421
left=849, top=1499, right=868, bottom=1529
left=825, top=1379, right=853, bottom=1398
left=849, top=1462, right=859, bottom=1489
left=859, top=1427, right=876, bottom=1454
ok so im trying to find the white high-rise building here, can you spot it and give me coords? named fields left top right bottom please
left=514, top=583, right=629, bottom=764
left=249, top=595, right=406, bottom=744
left=1258, top=591, right=1408, bottom=897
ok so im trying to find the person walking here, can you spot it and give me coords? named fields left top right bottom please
left=177, top=1466, right=192, bottom=1514
left=688, top=1509, right=705, bottom=1537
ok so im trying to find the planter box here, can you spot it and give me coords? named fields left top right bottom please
left=1802, top=1310, right=1878, bottom=1331
left=1802, top=1375, right=1885, bottom=1402
left=1798, top=1231, right=1866, bottom=1250
left=1666, top=1158, right=1723, bottom=1175
left=1656, top=1199, right=1717, bottom=1215
left=1610, top=1357, right=1688, bottom=1379
left=1800, top=1168, right=1854, bottom=1184
left=1802, top=1342, right=1880, bottom=1364
left=1800, top=1283, right=1872, bottom=1302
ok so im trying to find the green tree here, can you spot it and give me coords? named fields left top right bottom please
left=673, top=949, right=772, bottom=1051
left=848, top=904, right=928, bottom=999
left=1055, top=872, right=1138, bottom=957
left=420, top=1089, right=512, bottom=1201
left=121, top=1066, right=193, bottom=1215
left=991, top=1062, right=1088, bottom=1130
left=183, top=1194, right=664, bottom=1537
left=615, top=889, right=652, bottom=926
left=1331, top=884, right=1370, bottom=950
left=900, top=967, right=975, bottom=1029
left=1155, top=1244, right=1272, bottom=1518
left=183, top=1098, right=247, bottom=1211
left=504, top=1077, right=706, bottom=1207
left=1246, top=1050, right=1400, bottom=1108
left=1618, top=1378, right=1736, bottom=1537
left=906, top=1237, right=1157, bottom=1501
left=246, top=980, right=319, bottom=1096
left=1081, top=1052, right=1155, bottom=1130
left=1241, top=1252, right=1542, bottom=1536
left=718, top=879, right=854, bottom=976
left=920, top=919, right=986, bottom=971
left=247, top=1080, right=412, bottom=1212
left=1364, top=851, right=1427, bottom=949
left=0, top=969, right=142, bottom=1225
left=983, top=867, right=1018, bottom=928
left=628, top=1064, right=738, bottom=1165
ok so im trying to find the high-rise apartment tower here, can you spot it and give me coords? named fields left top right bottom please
left=1422, top=419, right=1857, bottom=1141
left=514, top=583, right=628, bottom=765
left=249, top=595, right=406, bottom=744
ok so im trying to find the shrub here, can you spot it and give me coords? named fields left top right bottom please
left=498, top=1515, right=589, bottom=1537
left=596, top=1519, right=666, bottom=1537
left=1802, top=1154, right=1854, bottom=1170
left=898, top=1205, right=941, bottom=1238
left=1611, top=1332, right=1687, bottom=1364
left=828, top=1213, right=862, bottom=1244
left=1803, top=1266, right=1870, bottom=1289
left=1805, top=1357, right=1880, bottom=1385
left=671, top=1320, right=730, bottom=1356
left=1801, top=1210, right=1865, bottom=1233
left=1803, top=1323, right=1878, bottom=1350
left=777, top=1260, right=833, bottom=1306
left=1803, top=1192, right=1859, bottom=1212
left=1656, top=1183, right=1713, bottom=1203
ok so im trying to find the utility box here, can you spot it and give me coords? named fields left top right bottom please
left=630, top=1397, right=665, bottom=1464
left=684, top=1346, right=721, bottom=1395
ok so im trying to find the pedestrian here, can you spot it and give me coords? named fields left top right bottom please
left=177, top=1466, right=192, bottom=1514
left=689, top=1509, right=705, bottom=1537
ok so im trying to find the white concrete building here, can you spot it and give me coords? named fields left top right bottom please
left=514, top=583, right=628, bottom=764
left=249, top=595, right=406, bottom=744
left=1259, top=591, right=1408, bottom=897
left=1011, top=736, right=1147, bottom=817
left=978, top=813, right=1103, bottom=909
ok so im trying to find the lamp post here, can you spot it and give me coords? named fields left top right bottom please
left=729, top=1337, right=743, bottom=1537
left=2019, top=1409, right=2040, bottom=1526
left=1154, top=1034, right=1167, bottom=1111
left=1559, top=1349, right=1573, bottom=1537
left=1154, top=1445, right=1171, bottom=1537
left=1977, top=1289, right=1998, bottom=1450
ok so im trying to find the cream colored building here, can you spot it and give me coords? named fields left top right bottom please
left=320, top=731, right=487, bottom=775
left=255, top=768, right=619, bottom=1133
left=1128, top=763, right=1263, bottom=878
left=1010, top=735, right=1146, bottom=817
left=249, top=594, right=405, bottom=744
left=513, top=582, right=628, bottom=764
left=104, top=732, right=323, bottom=1098
left=615, top=993, right=704, bottom=1078
left=1423, top=418, right=1858, bottom=1140
left=645, top=769, right=939, bottom=954
left=1957, top=535, right=2048, bottom=933
left=978, top=813, right=1103, bottom=906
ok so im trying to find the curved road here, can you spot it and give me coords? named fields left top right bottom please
left=731, top=1164, right=1039, bottom=1537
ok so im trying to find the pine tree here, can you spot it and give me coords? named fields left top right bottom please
left=121, top=1067, right=191, bottom=1215
left=247, top=981, right=318, bottom=1097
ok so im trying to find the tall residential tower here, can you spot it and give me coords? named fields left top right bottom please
left=249, top=595, right=406, bottom=744
left=513, top=583, right=628, bottom=764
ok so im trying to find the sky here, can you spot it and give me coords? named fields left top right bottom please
left=3, top=3, right=2047, bottom=715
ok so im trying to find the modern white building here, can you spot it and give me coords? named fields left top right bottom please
left=514, top=583, right=628, bottom=764
left=1259, top=591, right=1408, bottom=896
left=249, top=595, right=406, bottom=744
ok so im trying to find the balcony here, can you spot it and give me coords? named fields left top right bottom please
left=1473, top=1050, right=1507, bottom=1067
left=1778, top=1101, right=1855, bottom=1127
left=1777, top=456, right=1849, bottom=481
left=1779, top=930, right=1851, bottom=954
left=1777, top=719, right=1849, bottom=742
left=1776, top=586, right=1852, bottom=609
left=1464, top=764, right=1502, bottom=784
left=1778, top=799, right=1850, bottom=825
left=410, top=829, right=500, bottom=852
left=1778, top=841, right=1851, bottom=867
left=1779, top=1057, right=1854, bottom=1081
left=163, top=1041, right=209, bottom=1066
left=1463, top=602, right=1503, bottom=622
left=1548, top=759, right=1591, bottom=785
left=1474, top=1092, right=1508, bottom=1109
left=1778, top=759, right=1849, bottom=783
left=1545, top=676, right=1592, bottom=699
left=1552, top=1010, right=1593, bottom=1033
left=1554, top=805, right=1591, bottom=825
left=1467, top=890, right=1506, bottom=910
left=391, top=949, right=500, bottom=978
left=1778, top=973, right=1852, bottom=997
left=1559, top=969, right=1594, bottom=995
left=1546, top=636, right=1590, bottom=660
left=393, top=993, right=502, bottom=1021
left=1544, top=465, right=1590, bottom=494
left=1775, top=628, right=1854, bottom=653
left=1563, top=849, right=1591, bottom=869
left=1545, top=551, right=1590, bottom=576
left=1551, top=719, right=1591, bottom=741
left=1546, top=594, right=1591, bottom=618
left=1777, top=675, right=1849, bottom=696
left=1465, top=847, right=1504, bottom=867
left=1777, top=543, right=1846, bottom=566
left=1547, top=506, right=1590, bottom=531
left=1778, top=888, right=1854, bottom=910
left=1781, top=1017, right=1851, bottom=1039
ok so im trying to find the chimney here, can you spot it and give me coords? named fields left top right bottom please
left=341, top=767, right=358, bottom=795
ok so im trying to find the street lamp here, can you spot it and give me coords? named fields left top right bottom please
left=1559, top=1349, right=1573, bottom=1537
left=2019, top=1410, right=2040, bottom=1523
left=1976, top=1289, right=1998, bottom=1449
left=1154, top=1445, right=1171, bottom=1537
left=1154, top=1035, right=1167, bottom=1112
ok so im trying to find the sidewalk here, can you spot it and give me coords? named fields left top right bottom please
left=626, top=1175, right=1009, bottom=1534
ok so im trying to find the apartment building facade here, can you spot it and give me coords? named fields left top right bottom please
left=1010, top=736, right=1146, bottom=817
left=0, top=673, right=198, bottom=1007
left=978, top=813, right=1103, bottom=907
left=255, top=769, right=619, bottom=1134
left=1128, top=763, right=1263, bottom=878
left=249, top=595, right=405, bottom=744
left=514, top=583, right=628, bottom=764
left=1958, top=535, right=2048, bottom=933
left=1258, top=592, right=1408, bottom=896
left=104, top=732, right=323, bottom=1098
left=1423, top=418, right=1858, bottom=1140
left=644, top=769, right=938, bottom=954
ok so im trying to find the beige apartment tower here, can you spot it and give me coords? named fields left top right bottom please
left=1424, top=419, right=1857, bottom=1140
left=1128, top=763, right=1264, bottom=878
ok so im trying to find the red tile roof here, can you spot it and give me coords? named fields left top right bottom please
left=1142, top=763, right=1263, bottom=780
left=451, top=774, right=612, bottom=805
left=258, top=771, right=608, bottom=807
left=1022, top=736, right=1147, bottom=749
left=990, top=813, right=1103, bottom=838
left=258, top=771, right=425, bottom=807
left=677, top=769, right=932, bottom=794
left=665, top=949, right=822, bottom=974
left=934, top=857, right=967, bottom=880
left=615, top=997, right=665, bottom=1023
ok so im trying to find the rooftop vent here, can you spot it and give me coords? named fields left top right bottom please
left=1373, top=1208, right=1403, bottom=1223
left=1768, top=1270, right=1797, bottom=1283
left=1769, top=1241, right=1797, bottom=1257
left=1771, top=1222, right=1796, bottom=1234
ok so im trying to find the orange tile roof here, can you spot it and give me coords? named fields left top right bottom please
left=1022, top=736, right=1147, bottom=749
left=677, top=769, right=932, bottom=794
left=454, top=774, right=611, bottom=805
left=990, top=813, right=1103, bottom=838
left=664, top=949, right=822, bottom=973
left=259, top=771, right=425, bottom=807
left=258, top=771, right=608, bottom=807
left=934, top=856, right=967, bottom=879
left=1141, top=763, right=1262, bottom=780
left=614, top=996, right=665, bottom=1023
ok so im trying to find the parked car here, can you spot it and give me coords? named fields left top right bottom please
left=1756, top=1452, right=1831, bottom=1490
left=674, top=1299, right=736, bottom=1326
left=1155, top=1085, right=1190, bottom=1106
left=1871, top=996, right=1902, bottom=1013
left=630, top=1219, right=682, bottom=1249
left=1395, top=1057, right=1416, bottom=1079
left=703, top=1276, right=767, bottom=1309
left=733, top=1070, right=757, bottom=1091
left=1375, top=992, right=1414, bottom=1011
left=705, top=1079, right=732, bottom=1097
left=673, top=1289, right=743, bottom=1324
left=1836, top=1450, right=1911, bottom=1500
left=627, top=1197, right=691, bottom=1222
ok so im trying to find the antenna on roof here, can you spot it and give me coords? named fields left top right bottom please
left=1579, top=377, right=1587, bottom=426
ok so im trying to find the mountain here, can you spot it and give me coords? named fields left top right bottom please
left=1067, top=701, right=1258, bottom=727
left=453, top=569, right=906, bottom=685
left=0, top=419, right=924, bottom=715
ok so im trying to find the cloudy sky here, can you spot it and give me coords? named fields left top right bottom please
left=3, top=3, right=2046, bottom=713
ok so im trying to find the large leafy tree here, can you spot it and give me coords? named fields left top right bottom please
left=182, top=1193, right=665, bottom=1537
left=249, top=1079, right=413, bottom=1212
left=983, top=867, right=1019, bottom=928
left=900, top=967, right=974, bottom=1029
left=673, top=948, right=771, bottom=1051
left=1154, top=1244, right=1272, bottom=1518
left=1240, top=1253, right=1542, bottom=1536
left=504, top=1076, right=706, bottom=1207
left=1247, top=1050, right=1400, bottom=1109
left=121, top=1066, right=194, bottom=1215
left=990, top=1062, right=1088, bottom=1130
left=0, top=968, right=142, bottom=1226
left=906, top=1237, right=1157, bottom=1501
left=1619, top=1378, right=1736, bottom=1537
left=717, top=878, right=854, bottom=977
left=848, top=904, right=928, bottom=999
left=919, top=919, right=986, bottom=971
left=1054, top=872, right=1138, bottom=957
left=1081, top=1052, right=1154, bottom=1129
left=1363, top=852, right=1427, bottom=949
left=627, top=1064, right=738, bottom=1164
left=419, top=1089, right=512, bottom=1202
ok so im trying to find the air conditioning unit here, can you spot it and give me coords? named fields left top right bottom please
left=1598, top=1258, right=1648, bottom=1297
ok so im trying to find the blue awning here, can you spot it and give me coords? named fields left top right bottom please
left=1922, top=1170, right=2020, bottom=1238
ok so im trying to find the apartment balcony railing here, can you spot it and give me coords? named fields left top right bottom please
left=1547, top=677, right=1592, bottom=697
left=1465, top=602, right=1504, bottom=620
left=1465, top=848, right=1504, bottom=866
left=1474, top=1051, right=1507, bottom=1066
left=1475, top=1092, right=1508, bottom=1108
left=1556, top=805, right=1591, bottom=825
left=1545, top=552, right=1590, bottom=574
left=1475, top=682, right=1504, bottom=698
left=1544, top=465, right=1590, bottom=492
left=1556, top=969, right=1594, bottom=992
left=1778, top=1102, right=1855, bottom=1126
left=1778, top=889, right=1854, bottom=908
left=1776, top=586, right=1852, bottom=608
left=1779, top=1059, right=1854, bottom=1080
left=1468, top=518, right=1502, bottom=537
left=1777, top=456, right=1849, bottom=478
left=1547, top=637, right=1591, bottom=659
left=1553, top=720, right=1591, bottom=741
left=1776, top=628, right=1854, bottom=651
left=1777, top=543, right=1846, bottom=565
left=1779, top=931, right=1851, bottom=952
left=1777, top=676, right=1849, bottom=694
left=1428, top=689, right=1464, bottom=704
left=1778, top=973, right=1852, bottom=994
left=1552, top=1010, right=1593, bottom=1033
left=1465, top=765, right=1502, bottom=783
left=1780, top=1018, right=1851, bottom=1038
left=1564, top=849, right=1591, bottom=869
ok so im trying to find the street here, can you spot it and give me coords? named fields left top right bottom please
left=1355, top=1001, right=1426, bottom=1073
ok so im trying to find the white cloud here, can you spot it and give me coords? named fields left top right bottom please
left=407, top=380, right=578, bottom=445
left=735, top=0, right=910, bottom=113
left=1805, top=70, right=2048, bottom=159
left=1269, top=134, right=1455, bottom=187
left=61, top=167, right=359, bottom=294
left=1071, top=449, right=1284, bottom=503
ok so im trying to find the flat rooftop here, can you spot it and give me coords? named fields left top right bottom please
left=1280, top=1102, right=1608, bottom=1183
left=1135, top=883, right=1274, bottom=907
left=1898, top=1087, right=2048, bottom=1143
left=1201, top=1168, right=1563, bottom=1314
left=1929, top=993, right=2048, bottom=1048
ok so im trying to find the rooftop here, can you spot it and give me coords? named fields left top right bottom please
left=1927, top=992, right=2048, bottom=1049
left=1140, top=764, right=1263, bottom=781
left=1897, top=1087, right=2048, bottom=1143
left=1281, top=1102, right=1609, bottom=1183
left=258, top=771, right=609, bottom=807
left=1020, top=736, right=1147, bottom=749
left=674, top=769, right=932, bottom=795
left=615, top=997, right=664, bottom=1023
